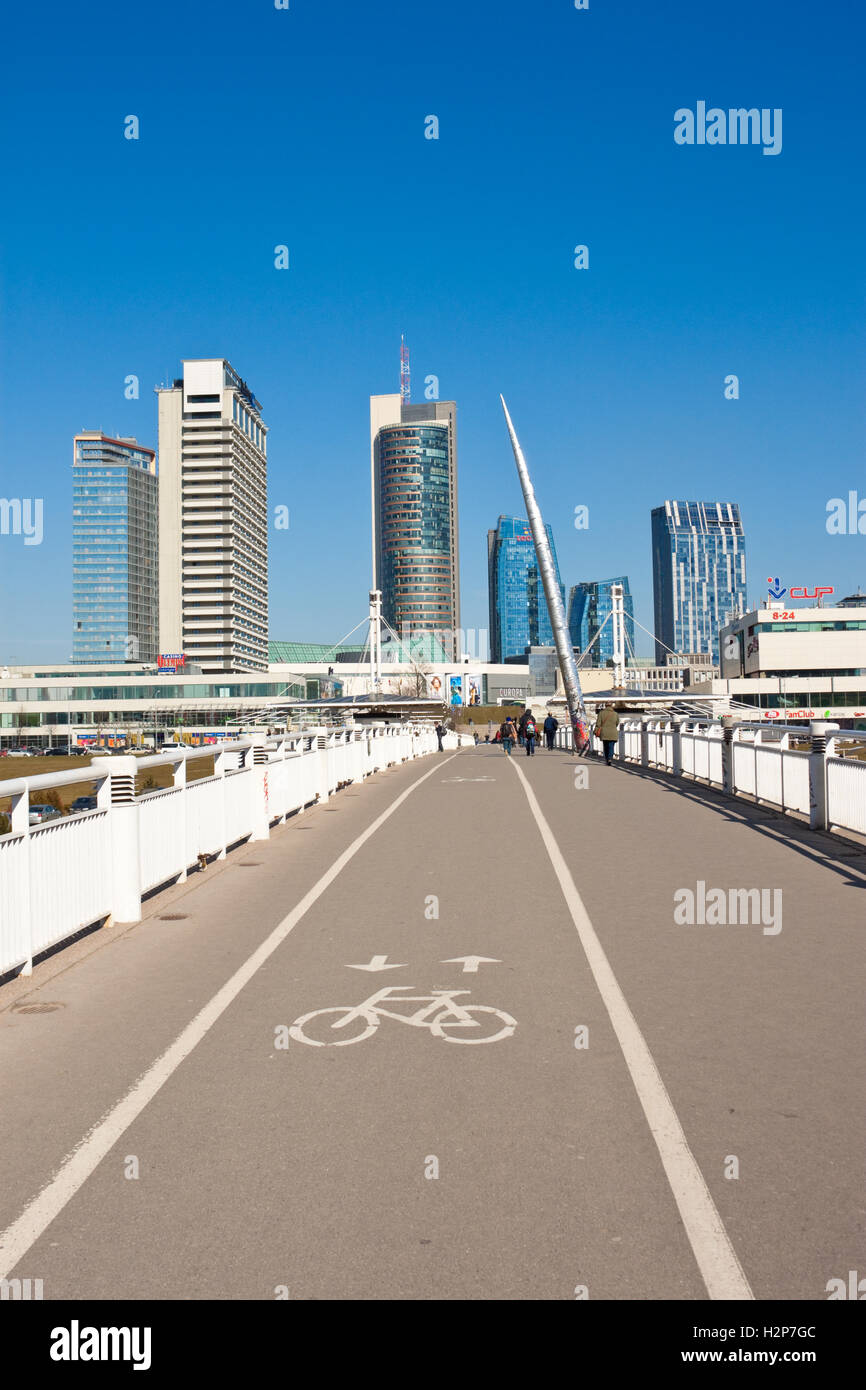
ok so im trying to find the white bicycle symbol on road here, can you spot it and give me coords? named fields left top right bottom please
left=289, top=986, right=517, bottom=1047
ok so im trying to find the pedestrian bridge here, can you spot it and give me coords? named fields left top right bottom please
left=1, top=716, right=864, bottom=981
left=0, top=720, right=863, bottom=1300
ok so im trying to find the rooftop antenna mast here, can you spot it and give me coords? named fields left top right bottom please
left=400, top=335, right=410, bottom=408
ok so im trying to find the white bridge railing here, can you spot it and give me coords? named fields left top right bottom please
left=0, top=723, right=440, bottom=979
left=557, top=718, right=866, bottom=838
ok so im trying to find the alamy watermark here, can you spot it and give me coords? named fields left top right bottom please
left=674, top=103, right=782, bottom=156
left=826, top=1270, right=866, bottom=1299
left=50, top=1323, right=151, bottom=1371
left=399, top=623, right=488, bottom=661
left=0, top=497, right=43, bottom=545
left=1, top=1277, right=43, bottom=1300
left=673, top=881, right=782, bottom=935
left=826, top=492, right=866, bottom=535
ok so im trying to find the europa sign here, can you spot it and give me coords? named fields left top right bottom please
left=766, top=578, right=834, bottom=602
left=157, top=653, right=185, bottom=670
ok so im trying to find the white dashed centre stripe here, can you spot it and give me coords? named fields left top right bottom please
left=0, top=751, right=459, bottom=1281
left=510, top=757, right=754, bottom=1301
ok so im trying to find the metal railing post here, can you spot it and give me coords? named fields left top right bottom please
left=670, top=719, right=683, bottom=778
left=272, top=738, right=288, bottom=824
left=721, top=716, right=736, bottom=794
left=10, top=788, right=33, bottom=974
left=249, top=735, right=271, bottom=841
left=809, top=721, right=839, bottom=831
left=214, top=744, right=228, bottom=859
left=171, top=752, right=187, bottom=883
left=90, top=755, right=141, bottom=925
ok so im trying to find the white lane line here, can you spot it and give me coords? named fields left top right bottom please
left=509, top=758, right=754, bottom=1302
left=0, top=751, right=459, bottom=1280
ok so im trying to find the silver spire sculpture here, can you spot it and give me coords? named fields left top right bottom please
left=499, top=394, right=588, bottom=734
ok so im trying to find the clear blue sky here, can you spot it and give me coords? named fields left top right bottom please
left=1, top=0, right=863, bottom=663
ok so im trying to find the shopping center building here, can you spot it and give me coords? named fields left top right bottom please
left=0, top=654, right=545, bottom=747
left=696, top=603, right=866, bottom=723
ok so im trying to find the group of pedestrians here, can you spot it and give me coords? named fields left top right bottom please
left=439, top=702, right=621, bottom=766
left=493, top=704, right=621, bottom=766
left=496, top=708, right=560, bottom=757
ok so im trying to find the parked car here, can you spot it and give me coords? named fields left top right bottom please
left=29, top=804, right=63, bottom=825
left=68, top=795, right=98, bottom=814
left=7, top=748, right=30, bottom=757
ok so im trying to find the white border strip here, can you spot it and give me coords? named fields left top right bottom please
left=510, top=758, right=754, bottom=1300
left=0, top=752, right=457, bottom=1280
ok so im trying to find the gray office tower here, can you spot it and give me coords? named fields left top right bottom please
left=369, top=394, right=460, bottom=659
left=651, top=500, right=747, bottom=665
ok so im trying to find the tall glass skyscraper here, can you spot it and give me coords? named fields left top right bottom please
left=72, top=433, right=158, bottom=664
left=567, top=577, right=635, bottom=666
left=370, top=395, right=460, bottom=658
left=487, top=516, right=564, bottom=662
left=651, top=500, right=747, bottom=664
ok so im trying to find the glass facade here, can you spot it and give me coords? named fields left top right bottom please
left=376, top=422, right=455, bottom=637
left=487, top=516, right=564, bottom=662
left=567, top=577, right=635, bottom=667
left=651, top=501, right=747, bottom=665
left=73, top=435, right=158, bottom=664
left=0, top=675, right=307, bottom=734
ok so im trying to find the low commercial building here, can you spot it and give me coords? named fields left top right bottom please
left=698, top=605, right=866, bottom=723
left=0, top=659, right=535, bottom=746
left=0, top=664, right=307, bottom=747
left=720, top=605, right=866, bottom=681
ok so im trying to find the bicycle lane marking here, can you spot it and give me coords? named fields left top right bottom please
left=0, top=749, right=462, bottom=1281
left=288, top=985, right=517, bottom=1046
left=508, top=755, right=755, bottom=1302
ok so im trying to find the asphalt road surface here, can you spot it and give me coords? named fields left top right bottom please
left=1, top=743, right=863, bottom=1301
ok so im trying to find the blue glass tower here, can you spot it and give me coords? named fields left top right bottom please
left=73, top=433, right=158, bottom=664
left=651, top=500, right=746, bottom=664
left=487, top=516, right=564, bottom=662
left=568, top=577, right=635, bottom=666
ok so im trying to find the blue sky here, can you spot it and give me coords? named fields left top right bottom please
left=1, top=0, right=863, bottom=662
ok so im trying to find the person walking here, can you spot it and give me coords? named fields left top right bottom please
left=523, top=712, right=537, bottom=756
left=517, top=706, right=531, bottom=748
left=499, top=718, right=516, bottom=756
left=543, top=713, right=558, bottom=750
left=594, top=703, right=620, bottom=765
left=435, top=721, right=445, bottom=752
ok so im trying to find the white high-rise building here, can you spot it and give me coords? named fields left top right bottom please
left=157, top=359, right=268, bottom=673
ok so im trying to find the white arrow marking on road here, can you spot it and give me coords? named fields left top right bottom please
left=441, top=956, right=502, bottom=974
left=441, top=777, right=496, bottom=783
left=346, top=955, right=408, bottom=972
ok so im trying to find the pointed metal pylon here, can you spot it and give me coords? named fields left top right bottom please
left=499, top=395, right=587, bottom=732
